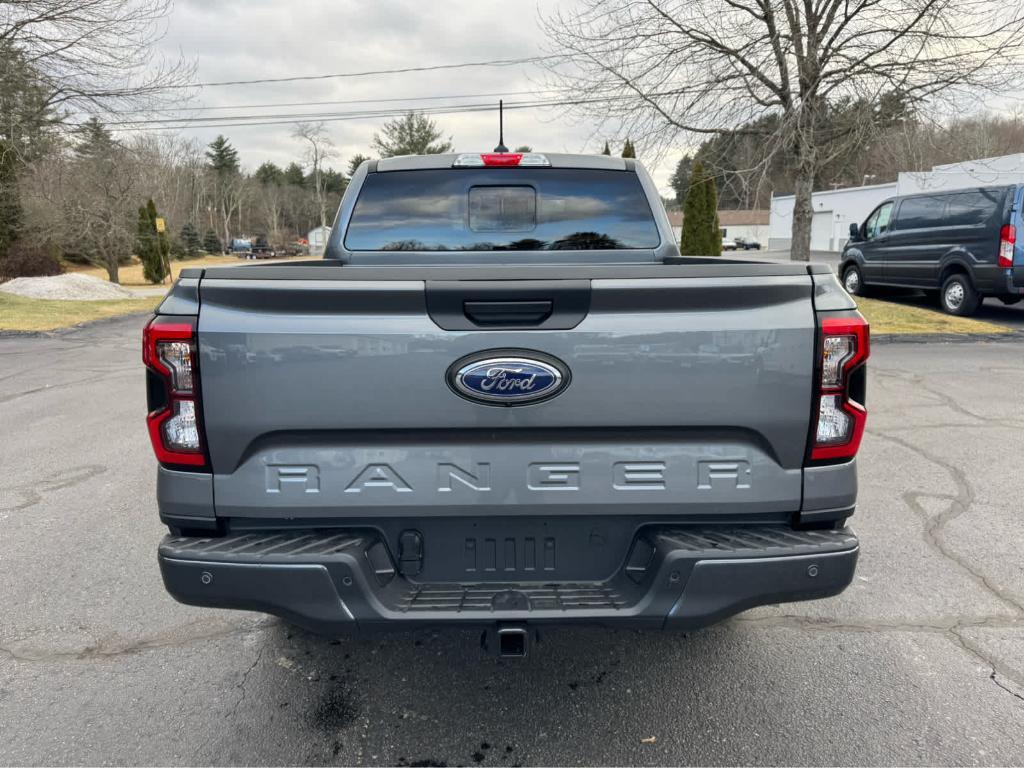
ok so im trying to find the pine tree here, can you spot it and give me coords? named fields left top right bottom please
left=202, top=230, right=222, bottom=254
left=283, top=162, right=305, bottom=187
left=135, top=199, right=169, bottom=283
left=0, top=141, right=22, bottom=263
left=74, top=117, right=115, bottom=159
left=601, top=141, right=611, bottom=155
left=621, top=138, right=636, bottom=158
left=346, top=154, right=371, bottom=176
left=180, top=222, right=201, bottom=257
left=205, top=135, right=239, bottom=174
left=679, top=161, right=721, bottom=256
left=371, top=112, right=453, bottom=157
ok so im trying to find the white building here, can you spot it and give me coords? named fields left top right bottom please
left=668, top=210, right=770, bottom=244
left=769, top=153, right=1024, bottom=252
left=307, top=225, right=331, bottom=258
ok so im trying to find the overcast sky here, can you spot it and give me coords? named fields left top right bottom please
left=151, top=0, right=681, bottom=194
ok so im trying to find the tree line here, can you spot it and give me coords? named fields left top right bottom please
left=2, top=52, right=456, bottom=284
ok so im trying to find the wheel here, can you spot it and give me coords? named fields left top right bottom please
left=842, top=264, right=865, bottom=296
left=940, top=273, right=980, bottom=316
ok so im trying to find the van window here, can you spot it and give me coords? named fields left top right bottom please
left=944, top=190, right=1000, bottom=226
left=865, top=202, right=894, bottom=239
left=896, top=196, right=945, bottom=230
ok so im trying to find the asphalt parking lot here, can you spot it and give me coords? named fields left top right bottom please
left=2, top=315, right=1023, bottom=766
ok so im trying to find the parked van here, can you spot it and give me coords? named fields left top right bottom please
left=839, top=186, right=1024, bottom=315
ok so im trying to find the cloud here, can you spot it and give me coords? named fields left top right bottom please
left=151, top=0, right=679, bottom=194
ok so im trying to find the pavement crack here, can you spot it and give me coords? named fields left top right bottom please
left=867, top=428, right=1024, bottom=617
left=949, top=627, right=1024, bottom=704
left=0, top=619, right=263, bottom=663
left=228, top=646, right=265, bottom=718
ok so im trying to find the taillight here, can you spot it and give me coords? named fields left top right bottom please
left=143, top=316, right=208, bottom=469
left=999, top=224, right=1015, bottom=268
left=810, top=315, right=869, bottom=462
left=452, top=153, right=550, bottom=167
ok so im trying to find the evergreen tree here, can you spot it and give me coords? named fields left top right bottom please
left=283, top=162, right=305, bottom=187
left=621, top=138, right=636, bottom=158
left=601, top=141, right=611, bottom=155
left=74, top=117, right=115, bottom=159
left=514, top=145, right=533, bottom=152
left=135, top=199, right=169, bottom=283
left=346, top=154, right=371, bottom=176
left=254, top=161, right=283, bottom=185
left=679, top=161, right=721, bottom=256
left=0, top=141, right=22, bottom=263
left=669, top=155, right=694, bottom=206
left=371, top=112, right=453, bottom=157
left=205, top=135, right=239, bottom=174
left=322, top=167, right=347, bottom=195
left=179, top=222, right=201, bottom=256
left=202, top=229, right=222, bottom=254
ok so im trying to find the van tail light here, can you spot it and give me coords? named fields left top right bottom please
left=999, top=224, right=1015, bottom=268
left=143, top=316, right=208, bottom=469
left=810, top=315, right=869, bottom=462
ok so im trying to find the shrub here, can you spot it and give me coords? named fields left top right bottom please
left=0, top=240, right=65, bottom=282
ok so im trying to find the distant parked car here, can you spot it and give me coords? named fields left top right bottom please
left=840, top=185, right=1024, bottom=315
left=229, top=238, right=252, bottom=257
left=722, top=238, right=738, bottom=251
left=251, top=236, right=276, bottom=259
left=735, top=237, right=762, bottom=250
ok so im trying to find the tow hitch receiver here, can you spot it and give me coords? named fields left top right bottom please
left=482, top=624, right=533, bottom=658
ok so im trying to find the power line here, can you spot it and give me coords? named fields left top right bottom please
left=103, top=97, right=568, bottom=127
left=104, top=99, right=568, bottom=132
left=107, top=89, right=547, bottom=115
left=173, top=55, right=563, bottom=89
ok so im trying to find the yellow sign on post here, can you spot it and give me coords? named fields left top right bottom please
left=155, top=217, right=166, bottom=233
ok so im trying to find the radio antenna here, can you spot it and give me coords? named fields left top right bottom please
left=493, top=99, right=509, bottom=153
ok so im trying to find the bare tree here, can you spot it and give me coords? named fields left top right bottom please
left=543, top=1, right=1024, bottom=259
left=26, top=139, right=140, bottom=282
left=292, top=122, right=337, bottom=230
left=0, top=0, right=193, bottom=119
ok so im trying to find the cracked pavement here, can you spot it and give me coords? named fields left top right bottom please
left=1, top=316, right=1023, bottom=766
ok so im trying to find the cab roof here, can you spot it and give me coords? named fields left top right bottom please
left=375, top=153, right=631, bottom=172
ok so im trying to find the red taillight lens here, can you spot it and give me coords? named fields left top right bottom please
left=480, top=153, right=523, bottom=166
left=810, top=316, right=869, bottom=462
left=999, top=224, right=1015, bottom=268
left=143, top=316, right=207, bottom=469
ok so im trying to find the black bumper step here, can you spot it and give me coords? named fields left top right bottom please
left=158, top=525, right=858, bottom=633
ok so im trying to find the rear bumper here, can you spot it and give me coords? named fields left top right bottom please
left=158, top=526, right=858, bottom=634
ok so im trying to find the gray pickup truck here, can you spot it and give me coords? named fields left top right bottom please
left=146, top=152, right=868, bottom=657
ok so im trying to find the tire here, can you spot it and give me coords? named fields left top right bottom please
left=842, top=264, right=866, bottom=296
left=940, top=273, right=981, bottom=316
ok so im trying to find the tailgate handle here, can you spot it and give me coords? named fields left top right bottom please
left=463, top=300, right=553, bottom=326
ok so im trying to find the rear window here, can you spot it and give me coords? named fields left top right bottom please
left=943, top=190, right=1001, bottom=226
left=343, top=169, right=660, bottom=251
left=896, top=196, right=946, bottom=230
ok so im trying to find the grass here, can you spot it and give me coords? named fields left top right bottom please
left=68, top=253, right=262, bottom=287
left=0, top=292, right=158, bottom=332
left=857, top=297, right=1014, bottom=335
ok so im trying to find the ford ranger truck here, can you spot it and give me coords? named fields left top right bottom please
left=147, top=152, right=867, bottom=657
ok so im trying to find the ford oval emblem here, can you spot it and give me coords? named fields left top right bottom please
left=449, top=352, right=569, bottom=406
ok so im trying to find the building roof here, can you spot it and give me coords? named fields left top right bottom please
left=666, top=210, right=769, bottom=227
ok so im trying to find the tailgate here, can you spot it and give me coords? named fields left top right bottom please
left=197, top=270, right=815, bottom=520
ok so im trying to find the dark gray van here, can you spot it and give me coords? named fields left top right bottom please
left=839, top=185, right=1024, bottom=315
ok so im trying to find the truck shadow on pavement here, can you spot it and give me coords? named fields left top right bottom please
left=221, top=616, right=797, bottom=767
